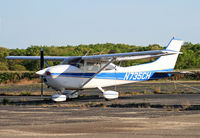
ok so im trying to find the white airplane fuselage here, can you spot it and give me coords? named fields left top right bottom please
left=41, top=59, right=173, bottom=91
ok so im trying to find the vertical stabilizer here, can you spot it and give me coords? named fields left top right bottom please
left=150, top=38, right=184, bottom=70
left=165, top=38, right=183, bottom=52
left=131, top=38, right=184, bottom=71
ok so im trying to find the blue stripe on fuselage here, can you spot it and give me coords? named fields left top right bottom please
left=49, top=68, right=173, bottom=81
left=50, top=73, right=95, bottom=78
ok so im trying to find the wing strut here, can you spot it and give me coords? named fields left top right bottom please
left=80, top=58, right=116, bottom=88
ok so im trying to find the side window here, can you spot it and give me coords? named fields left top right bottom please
left=83, top=61, right=115, bottom=72
left=84, top=61, right=101, bottom=72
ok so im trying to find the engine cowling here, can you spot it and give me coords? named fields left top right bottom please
left=103, top=90, right=119, bottom=100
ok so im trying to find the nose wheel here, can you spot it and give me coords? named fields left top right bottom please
left=51, top=94, right=66, bottom=102
left=51, top=90, right=79, bottom=102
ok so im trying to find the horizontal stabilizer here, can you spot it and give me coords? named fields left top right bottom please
left=155, top=71, right=194, bottom=75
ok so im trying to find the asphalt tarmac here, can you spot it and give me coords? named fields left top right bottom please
left=1, top=93, right=200, bottom=138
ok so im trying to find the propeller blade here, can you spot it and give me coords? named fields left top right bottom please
left=40, top=48, right=44, bottom=97
left=40, top=48, right=44, bottom=70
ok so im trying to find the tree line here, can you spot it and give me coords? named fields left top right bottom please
left=0, top=42, right=200, bottom=71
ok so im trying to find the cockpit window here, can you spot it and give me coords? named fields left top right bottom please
left=85, top=62, right=101, bottom=72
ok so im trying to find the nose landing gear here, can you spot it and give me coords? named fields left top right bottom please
left=51, top=90, right=79, bottom=102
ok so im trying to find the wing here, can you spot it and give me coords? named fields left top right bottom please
left=6, top=56, right=82, bottom=63
left=82, top=50, right=179, bottom=61
left=6, top=50, right=179, bottom=62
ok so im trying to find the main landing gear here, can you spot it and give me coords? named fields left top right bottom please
left=51, top=87, right=119, bottom=102
left=97, top=86, right=119, bottom=100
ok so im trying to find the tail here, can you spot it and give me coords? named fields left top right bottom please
left=133, top=38, right=184, bottom=71
left=150, top=38, right=184, bottom=71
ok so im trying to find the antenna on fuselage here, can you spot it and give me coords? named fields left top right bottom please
left=84, top=49, right=91, bottom=56
left=99, top=48, right=106, bottom=55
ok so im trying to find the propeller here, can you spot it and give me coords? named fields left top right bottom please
left=40, top=48, right=44, bottom=97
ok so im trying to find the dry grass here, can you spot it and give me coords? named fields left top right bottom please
left=0, top=91, right=52, bottom=96
left=13, top=78, right=40, bottom=85
left=119, top=91, right=143, bottom=96
left=182, top=100, right=191, bottom=110
left=172, top=89, right=178, bottom=94
left=153, top=86, right=161, bottom=94
left=0, top=92, right=16, bottom=96
left=0, top=78, right=40, bottom=86
left=39, top=101, right=108, bottom=109
left=19, top=91, right=32, bottom=96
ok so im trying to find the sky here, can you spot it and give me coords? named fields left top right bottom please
left=0, top=0, right=200, bottom=49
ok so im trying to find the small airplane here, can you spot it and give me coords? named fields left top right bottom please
left=6, top=38, right=184, bottom=102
